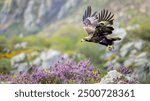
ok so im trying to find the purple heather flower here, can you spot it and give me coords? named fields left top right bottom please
left=94, top=75, right=97, bottom=80
left=107, top=65, right=114, bottom=71
left=50, top=59, right=101, bottom=83
left=0, top=59, right=101, bottom=84
left=0, top=74, right=12, bottom=82
left=120, top=67, right=132, bottom=74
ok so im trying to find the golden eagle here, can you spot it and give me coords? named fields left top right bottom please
left=81, top=6, right=121, bottom=51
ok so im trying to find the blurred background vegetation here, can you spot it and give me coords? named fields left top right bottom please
left=0, top=0, right=150, bottom=83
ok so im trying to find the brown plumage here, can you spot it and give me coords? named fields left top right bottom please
left=81, top=6, right=121, bottom=50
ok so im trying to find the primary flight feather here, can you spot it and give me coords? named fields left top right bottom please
left=81, top=6, right=121, bottom=51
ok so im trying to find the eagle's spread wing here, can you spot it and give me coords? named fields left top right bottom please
left=94, top=9, right=114, bottom=36
left=98, top=9, right=114, bottom=25
left=82, top=6, right=97, bottom=22
left=83, top=6, right=98, bottom=36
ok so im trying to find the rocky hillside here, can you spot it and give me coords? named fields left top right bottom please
left=0, top=0, right=149, bottom=36
left=0, top=0, right=82, bottom=36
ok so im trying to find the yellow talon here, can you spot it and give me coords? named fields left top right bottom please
left=106, top=45, right=114, bottom=51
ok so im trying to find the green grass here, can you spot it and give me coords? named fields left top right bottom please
left=0, top=58, right=12, bottom=74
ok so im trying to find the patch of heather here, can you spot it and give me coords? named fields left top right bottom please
left=0, top=59, right=101, bottom=84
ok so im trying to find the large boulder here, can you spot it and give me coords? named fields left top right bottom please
left=100, top=70, right=137, bottom=84
left=40, top=49, right=63, bottom=69
left=11, top=53, right=27, bottom=66
left=11, top=53, right=29, bottom=73
left=120, top=40, right=144, bottom=57
left=132, top=62, right=150, bottom=83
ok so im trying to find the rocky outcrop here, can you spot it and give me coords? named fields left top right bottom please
left=103, top=39, right=150, bottom=83
left=10, top=49, right=68, bottom=73
left=100, top=70, right=137, bottom=84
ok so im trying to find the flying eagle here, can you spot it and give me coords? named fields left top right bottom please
left=81, top=6, right=121, bottom=51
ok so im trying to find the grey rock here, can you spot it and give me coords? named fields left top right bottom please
left=100, top=70, right=123, bottom=84
left=40, top=49, right=62, bottom=69
left=132, top=63, right=150, bottom=83
left=32, top=57, right=42, bottom=66
left=136, top=52, right=147, bottom=59
left=17, top=62, right=30, bottom=73
left=134, top=52, right=148, bottom=67
left=24, top=0, right=35, bottom=30
left=120, top=40, right=144, bottom=57
left=11, top=53, right=27, bottom=65
left=134, top=58, right=148, bottom=67
left=134, top=40, right=144, bottom=50
left=100, top=70, right=138, bottom=84
left=128, top=49, right=138, bottom=57
left=14, top=42, right=28, bottom=49
left=11, top=62, right=30, bottom=74
left=10, top=49, right=67, bottom=71
left=113, top=63, right=122, bottom=70
left=124, top=57, right=135, bottom=67
left=120, top=42, right=134, bottom=57
left=2, top=48, right=11, bottom=53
